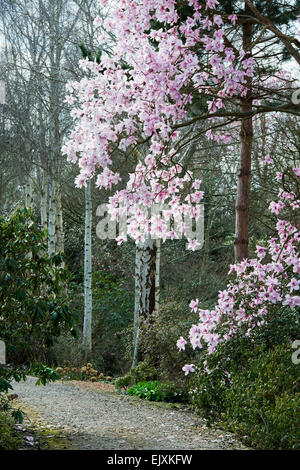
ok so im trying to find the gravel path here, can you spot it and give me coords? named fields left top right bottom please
left=12, top=377, right=246, bottom=450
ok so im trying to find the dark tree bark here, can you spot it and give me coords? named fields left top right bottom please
left=234, top=2, right=253, bottom=263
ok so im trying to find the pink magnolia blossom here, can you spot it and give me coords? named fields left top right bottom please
left=63, top=0, right=254, bottom=245
left=178, top=179, right=300, bottom=373
left=263, top=155, right=273, bottom=165
left=182, top=364, right=195, bottom=375
left=176, top=336, right=187, bottom=351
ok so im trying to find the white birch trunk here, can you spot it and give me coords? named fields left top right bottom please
left=132, top=243, right=143, bottom=368
left=40, top=170, right=48, bottom=233
left=24, top=171, right=34, bottom=260
left=82, top=180, right=92, bottom=360
left=55, top=186, right=64, bottom=254
left=25, top=174, right=34, bottom=209
left=132, top=233, right=157, bottom=367
left=47, top=176, right=57, bottom=257
left=155, top=239, right=161, bottom=313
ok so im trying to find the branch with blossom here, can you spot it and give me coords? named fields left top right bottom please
left=178, top=169, right=300, bottom=373
left=62, top=0, right=255, bottom=245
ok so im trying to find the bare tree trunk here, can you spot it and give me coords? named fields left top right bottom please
left=140, top=237, right=157, bottom=319
left=132, top=243, right=143, bottom=368
left=25, top=172, right=34, bottom=209
left=56, top=185, right=64, bottom=254
left=132, top=234, right=158, bottom=367
left=82, top=180, right=92, bottom=361
left=48, top=175, right=57, bottom=257
left=155, top=239, right=161, bottom=313
left=234, top=3, right=253, bottom=263
left=40, top=169, right=48, bottom=232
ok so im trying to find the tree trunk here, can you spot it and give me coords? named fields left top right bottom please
left=141, top=238, right=157, bottom=319
left=234, top=3, right=253, bottom=263
left=132, top=235, right=158, bottom=367
left=132, top=243, right=143, bottom=368
left=25, top=172, right=34, bottom=209
left=155, top=239, right=161, bottom=313
left=82, top=180, right=92, bottom=361
left=48, top=175, right=57, bottom=257
left=40, top=169, right=48, bottom=233
left=56, top=186, right=64, bottom=255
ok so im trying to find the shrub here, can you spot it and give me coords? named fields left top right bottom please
left=139, top=297, right=199, bottom=387
left=0, top=208, right=77, bottom=365
left=191, top=343, right=300, bottom=449
left=223, top=344, right=300, bottom=449
left=126, top=381, right=188, bottom=403
left=0, top=411, right=22, bottom=450
left=49, top=263, right=134, bottom=375
left=115, top=359, right=157, bottom=391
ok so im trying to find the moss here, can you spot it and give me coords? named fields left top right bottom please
left=12, top=401, right=72, bottom=450
left=35, top=427, right=71, bottom=450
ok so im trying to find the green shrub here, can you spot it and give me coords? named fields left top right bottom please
left=0, top=411, right=22, bottom=450
left=115, top=374, right=133, bottom=390
left=126, top=380, right=188, bottom=403
left=191, top=343, right=300, bottom=449
left=138, top=297, right=199, bottom=388
left=223, top=344, right=300, bottom=449
left=190, top=305, right=300, bottom=420
left=48, top=265, right=134, bottom=375
left=0, top=208, right=77, bottom=365
left=115, top=359, right=157, bottom=390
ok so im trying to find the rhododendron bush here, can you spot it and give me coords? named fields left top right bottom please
left=178, top=168, right=300, bottom=374
left=62, top=0, right=254, bottom=245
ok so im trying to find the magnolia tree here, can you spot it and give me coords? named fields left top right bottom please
left=62, top=0, right=255, bottom=244
left=178, top=168, right=300, bottom=375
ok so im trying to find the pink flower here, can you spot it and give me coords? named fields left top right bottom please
left=256, top=245, right=266, bottom=259
left=263, top=155, right=273, bottom=165
left=182, top=364, right=195, bottom=375
left=293, top=168, right=300, bottom=178
left=187, top=239, right=201, bottom=251
left=283, top=295, right=300, bottom=308
left=228, top=14, right=238, bottom=25
left=177, top=336, right=187, bottom=351
left=189, top=298, right=199, bottom=312
left=269, top=201, right=285, bottom=215
left=287, top=278, right=300, bottom=292
left=179, top=180, right=300, bottom=373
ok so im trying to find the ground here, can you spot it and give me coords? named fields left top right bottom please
left=12, top=377, right=247, bottom=450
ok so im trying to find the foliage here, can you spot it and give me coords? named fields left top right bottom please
left=115, top=359, right=157, bottom=390
left=0, top=411, right=22, bottom=450
left=0, top=365, right=26, bottom=422
left=222, top=344, right=300, bottom=450
left=189, top=333, right=300, bottom=449
left=0, top=363, right=61, bottom=423
left=0, top=208, right=77, bottom=365
left=87, top=255, right=134, bottom=374
left=0, top=210, right=78, bottom=419
left=138, top=297, right=198, bottom=387
left=126, top=380, right=188, bottom=403
left=49, top=245, right=134, bottom=374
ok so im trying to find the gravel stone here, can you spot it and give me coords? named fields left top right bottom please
left=12, top=377, right=247, bottom=450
